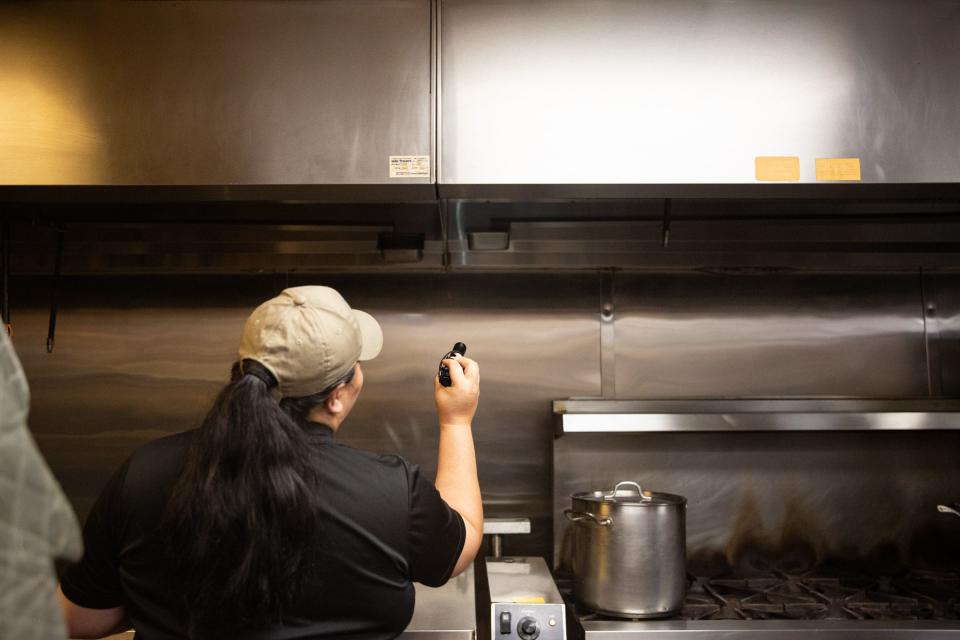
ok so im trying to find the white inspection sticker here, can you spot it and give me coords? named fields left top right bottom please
left=389, top=155, right=430, bottom=178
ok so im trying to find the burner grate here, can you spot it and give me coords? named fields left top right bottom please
left=561, top=567, right=960, bottom=622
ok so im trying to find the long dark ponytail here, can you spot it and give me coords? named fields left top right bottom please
left=161, top=359, right=352, bottom=638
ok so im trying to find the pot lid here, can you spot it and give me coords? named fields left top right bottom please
left=572, top=481, right=686, bottom=506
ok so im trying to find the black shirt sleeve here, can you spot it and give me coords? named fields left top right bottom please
left=59, top=458, right=131, bottom=609
left=405, top=462, right=466, bottom=587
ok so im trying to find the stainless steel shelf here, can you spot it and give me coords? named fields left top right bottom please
left=553, top=399, right=960, bottom=433
left=483, top=518, right=531, bottom=536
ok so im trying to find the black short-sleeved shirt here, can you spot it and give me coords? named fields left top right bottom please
left=60, top=424, right=466, bottom=640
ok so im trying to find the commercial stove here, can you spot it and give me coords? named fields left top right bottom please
left=557, top=564, right=960, bottom=639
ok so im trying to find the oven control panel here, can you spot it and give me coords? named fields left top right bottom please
left=486, top=557, right=566, bottom=640
left=491, top=603, right=565, bottom=640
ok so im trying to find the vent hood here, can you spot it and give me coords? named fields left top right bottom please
left=439, top=0, right=960, bottom=199
left=2, top=0, right=959, bottom=205
left=0, top=1, right=436, bottom=202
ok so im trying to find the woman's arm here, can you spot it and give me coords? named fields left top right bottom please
left=58, top=586, right=127, bottom=639
left=433, top=355, right=483, bottom=577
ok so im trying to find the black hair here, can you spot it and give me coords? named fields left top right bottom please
left=279, top=365, right=355, bottom=425
left=160, top=359, right=355, bottom=638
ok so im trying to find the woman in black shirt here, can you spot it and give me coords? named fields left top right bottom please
left=59, top=286, right=482, bottom=639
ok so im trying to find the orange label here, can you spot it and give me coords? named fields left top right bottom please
left=755, top=156, right=800, bottom=182
left=816, top=157, right=861, bottom=181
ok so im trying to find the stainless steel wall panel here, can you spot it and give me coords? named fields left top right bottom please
left=440, top=0, right=960, bottom=187
left=925, top=274, right=960, bottom=397
left=554, top=430, right=960, bottom=570
left=14, top=274, right=601, bottom=558
left=0, top=1, right=433, bottom=187
left=12, top=270, right=955, bottom=567
left=612, top=274, right=929, bottom=398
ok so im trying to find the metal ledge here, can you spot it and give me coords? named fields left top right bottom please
left=438, top=183, right=960, bottom=201
left=483, top=518, right=531, bottom=536
left=577, top=618, right=959, bottom=638
left=553, top=399, right=960, bottom=433
left=0, top=184, right=438, bottom=204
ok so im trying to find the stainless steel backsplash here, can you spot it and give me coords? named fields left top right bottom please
left=12, top=271, right=960, bottom=564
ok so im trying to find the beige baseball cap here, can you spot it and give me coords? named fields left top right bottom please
left=238, top=286, right=383, bottom=398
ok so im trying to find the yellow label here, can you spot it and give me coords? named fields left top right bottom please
left=755, top=156, right=800, bottom=182
left=816, top=157, right=861, bottom=181
left=389, top=155, right=430, bottom=178
left=513, top=597, right=546, bottom=604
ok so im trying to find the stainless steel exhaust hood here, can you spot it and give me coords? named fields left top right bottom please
left=2, top=0, right=959, bottom=205
left=0, top=1, right=437, bottom=202
left=439, top=0, right=960, bottom=200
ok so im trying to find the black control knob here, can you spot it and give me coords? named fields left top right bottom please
left=517, top=617, right=540, bottom=640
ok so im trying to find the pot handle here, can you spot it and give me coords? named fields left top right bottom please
left=607, top=481, right=653, bottom=501
left=938, top=504, right=960, bottom=518
left=564, top=509, right=612, bottom=527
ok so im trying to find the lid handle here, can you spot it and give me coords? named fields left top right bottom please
left=606, top=481, right=653, bottom=502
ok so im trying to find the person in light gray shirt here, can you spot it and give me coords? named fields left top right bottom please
left=0, top=330, right=82, bottom=640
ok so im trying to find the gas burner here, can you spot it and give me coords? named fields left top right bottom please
left=892, top=570, right=960, bottom=619
left=559, top=567, right=960, bottom=623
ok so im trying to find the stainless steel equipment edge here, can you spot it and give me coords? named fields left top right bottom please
left=554, top=399, right=960, bottom=432
left=576, top=619, right=959, bottom=638
left=401, top=564, right=476, bottom=639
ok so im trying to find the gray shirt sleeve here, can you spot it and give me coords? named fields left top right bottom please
left=0, top=331, right=83, bottom=640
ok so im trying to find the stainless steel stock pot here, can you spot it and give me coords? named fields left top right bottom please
left=565, top=481, right=687, bottom=618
